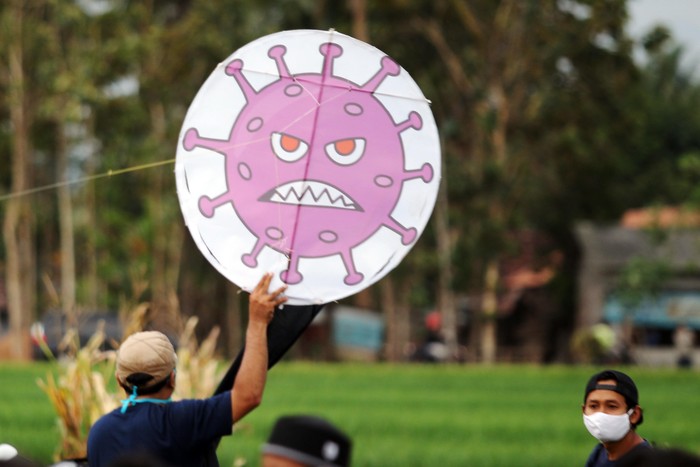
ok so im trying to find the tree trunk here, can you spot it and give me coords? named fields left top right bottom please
left=57, top=123, right=76, bottom=317
left=148, top=100, right=183, bottom=332
left=380, top=277, right=398, bottom=361
left=383, top=276, right=414, bottom=362
left=395, top=278, right=412, bottom=361
left=435, top=151, right=458, bottom=359
left=83, top=113, right=99, bottom=309
left=149, top=100, right=168, bottom=301
left=3, top=0, right=35, bottom=359
left=480, top=260, right=499, bottom=363
left=349, top=0, right=367, bottom=41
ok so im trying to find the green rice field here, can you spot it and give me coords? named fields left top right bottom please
left=0, top=362, right=698, bottom=466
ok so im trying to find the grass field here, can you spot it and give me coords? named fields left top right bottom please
left=0, top=362, right=698, bottom=466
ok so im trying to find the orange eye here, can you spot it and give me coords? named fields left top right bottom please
left=325, top=138, right=365, bottom=165
left=280, top=134, right=301, bottom=152
left=271, top=132, right=308, bottom=162
left=334, top=139, right=356, bottom=156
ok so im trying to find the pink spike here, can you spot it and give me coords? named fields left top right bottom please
left=268, top=45, right=291, bottom=78
left=281, top=254, right=303, bottom=284
left=362, top=56, right=401, bottom=93
left=403, top=163, right=434, bottom=183
left=384, top=217, right=417, bottom=245
left=183, top=129, right=231, bottom=155
left=242, top=238, right=264, bottom=268
left=225, top=59, right=256, bottom=101
left=339, top=249, right=364, bottom=285
left=319, top=43, right=343, bottom=79
left=199, top=192, right=235, bottom=218
left=396, top=111, right=423, bottom=133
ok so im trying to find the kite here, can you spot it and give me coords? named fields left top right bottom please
left=175, top=29, right=441, bottom=305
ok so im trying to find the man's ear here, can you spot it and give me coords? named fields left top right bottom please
left=115, top=375, right=129, bottom=394
left=630, top=406, right=642, bottom=425
left=169, top=370, right=176, bottom=388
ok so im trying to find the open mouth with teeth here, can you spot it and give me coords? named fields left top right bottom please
left=259, top=180, right=363, bottom=212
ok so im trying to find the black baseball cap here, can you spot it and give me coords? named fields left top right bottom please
left=584, top=369, right=643, bottom=425
left=262, top=415, right=352, bottom=467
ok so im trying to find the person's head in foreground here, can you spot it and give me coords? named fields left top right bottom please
left=115, top=330, right=178, bottom=403
left=262, top=415, right=352, bottom=467
left=583, top=369, right=649, bottom=465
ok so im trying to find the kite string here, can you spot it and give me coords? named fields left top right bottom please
left=0, top=158, right=175, bottom=202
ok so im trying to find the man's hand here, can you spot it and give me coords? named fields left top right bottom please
left=249, top=273, right=288, bottom=326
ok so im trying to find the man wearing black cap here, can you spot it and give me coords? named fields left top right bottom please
left=262, top=415, right=352, bottom=467
left=582, top=369, right=651, bottom=466
left=87, top=273, right=287, bottom=467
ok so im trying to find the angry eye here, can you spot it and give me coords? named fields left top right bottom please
left=325, top=138, right=366, bottom=166
left=271, top=132, right=309, bottom=162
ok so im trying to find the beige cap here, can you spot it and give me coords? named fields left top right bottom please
left=116, top=331, right=177, bottom=389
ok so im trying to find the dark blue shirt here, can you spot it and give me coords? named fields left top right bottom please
left=87, top=391, right=232, bottom=467
left=585, top=440, right=651, bottom=467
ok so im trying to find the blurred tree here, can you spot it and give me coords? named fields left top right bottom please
left=3, top=0, right=700, bottom=364
left=35, top=0, right=111, bottom=322
left=631, top=26, right=700, bottom=207
left=0, top=0, right=41, bottom=358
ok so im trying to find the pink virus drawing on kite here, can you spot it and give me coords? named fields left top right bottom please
left=182, top=42, right=434, bottom=286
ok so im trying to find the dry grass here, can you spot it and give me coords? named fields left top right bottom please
left=36, top=324, right=118, bottom=460
left=173, top=317, right=223, bottom=399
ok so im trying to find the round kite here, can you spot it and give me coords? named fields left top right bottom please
left=175, top=29, right=440, bottom=305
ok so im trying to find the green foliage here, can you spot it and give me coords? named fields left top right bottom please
left=615, top=256, right=672, bottom=309
left=3, top=0, right=700, bottom=350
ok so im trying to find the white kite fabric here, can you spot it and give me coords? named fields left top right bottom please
left=175, top=29, right=441, bottom=305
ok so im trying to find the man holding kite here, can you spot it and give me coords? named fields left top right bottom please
left=87, top=273, right=300, bottom=467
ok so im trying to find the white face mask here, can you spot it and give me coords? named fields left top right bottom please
left=583, top=409, right=633, bottom=443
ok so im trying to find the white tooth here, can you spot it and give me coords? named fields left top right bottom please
left=300, top=188, right=317, bottom=205
left=289, top=184, right=304, bottom=201
left=268, top=180, right=358, bottom=210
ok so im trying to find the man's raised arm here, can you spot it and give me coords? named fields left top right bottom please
left=231, top=273, right=287, bottom=422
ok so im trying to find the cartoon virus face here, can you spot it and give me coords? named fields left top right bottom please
left=176, top=30, right=440, bottom=304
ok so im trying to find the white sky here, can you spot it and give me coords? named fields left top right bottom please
left=626, top=0, right=700, bottom=74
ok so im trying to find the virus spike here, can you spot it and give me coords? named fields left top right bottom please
left=281, top=254, right=303, bottom=284
left=225, top=59, right=257, bottom=101
left=268, top=45, right=291, bottom=78
left=384, top=217, right=417, bottom=246
left=199, top=191, right=235, bottom=218
left=184, top=128, right=231, bottom=155
left=319, top=43, right=343, bottom=80
left=362, top=56, right=401, bottom=93
left=402, top=163, right=434, bottom=183
left=242, top=238, right=264, bottom=268
left=339, top=250, right=364, bottom=285
left=401, top=163, right=433, bottom=183
left=396, top=111, right=423, bottom=134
